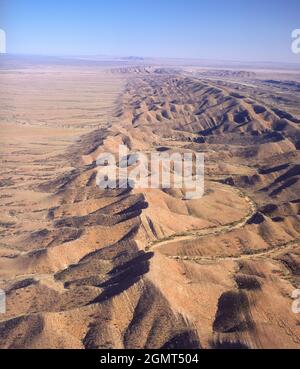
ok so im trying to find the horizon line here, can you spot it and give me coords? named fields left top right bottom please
left=1, top=52, right=300, bottom=68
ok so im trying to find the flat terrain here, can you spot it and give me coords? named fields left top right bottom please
left=0, top=59, right=300, bottom=349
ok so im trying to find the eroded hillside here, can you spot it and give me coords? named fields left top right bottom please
left=0, top=67, right=300, bottom=349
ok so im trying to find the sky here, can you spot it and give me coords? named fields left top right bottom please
left=0, top=0, right=300, bottom=63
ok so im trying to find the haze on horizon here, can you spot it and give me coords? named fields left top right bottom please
left=0, top=0, right=300, bottom=64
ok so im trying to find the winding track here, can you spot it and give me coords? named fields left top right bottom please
left=148, top=186, right=256, bottom=249
left=147, top=186, right=300, bottom=262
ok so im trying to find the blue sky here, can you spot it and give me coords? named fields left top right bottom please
left=0, top=0, right=299, bottom=63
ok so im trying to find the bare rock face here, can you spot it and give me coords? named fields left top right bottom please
left=247, top=212, right=265, bottom=225
left=213, top=290, right=252, bottom=334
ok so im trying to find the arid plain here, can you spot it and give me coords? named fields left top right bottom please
left=0, top=57, right=300, bottom=349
